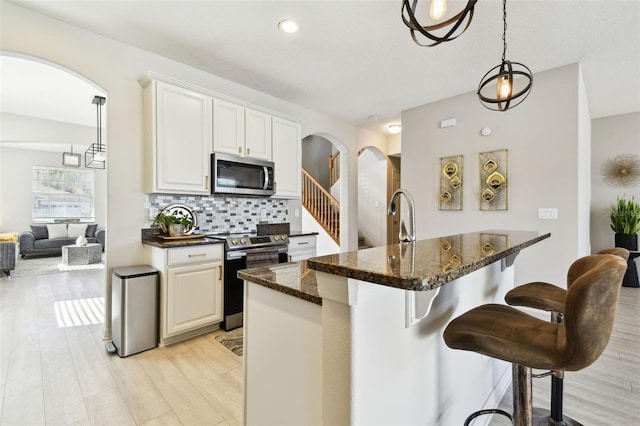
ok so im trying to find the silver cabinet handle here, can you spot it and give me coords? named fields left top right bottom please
left=297, top=241, right=309, bottom=245
left=188, top=253, right=207, bottom=257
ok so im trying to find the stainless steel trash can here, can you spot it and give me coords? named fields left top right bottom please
left=112, top=266, right=159, bottom=357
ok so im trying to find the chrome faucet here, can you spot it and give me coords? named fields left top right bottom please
left=387, top=188, right=416, bottom=243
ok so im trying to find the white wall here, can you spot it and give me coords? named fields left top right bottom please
left=0, top=146, right=107, bottom=232
left=357, top=147, right=387, bottom=247
left=402, top=64, right=588, bottom=286
left=591, top=112, right=640, bottom=252
left=301, top=209, right=340, bottom=256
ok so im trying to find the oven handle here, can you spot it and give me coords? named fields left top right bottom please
left=226, top=245, right=288, bottom=260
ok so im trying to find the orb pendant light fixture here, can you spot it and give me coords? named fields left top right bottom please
left=401, top=0, right=477, bottom=47
left=477, top=0, right=532, bottom=111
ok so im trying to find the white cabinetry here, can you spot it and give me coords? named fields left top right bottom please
left=213, top=99, right=244, bottom=156
left=143, top=80, right=212, bottom=194
left=213, top=99, right=272, bottom=160
left=272, top=117, right=302, bottom=198
left=288, top=234, right=317, bottom=262
left=144, top=244, right=223, bottom=346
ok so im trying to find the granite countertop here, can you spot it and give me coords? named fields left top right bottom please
left=289, top=231, right=319, bottom=237
left=238, top=262, right=321, bottom=305
left=307, top=230, right=550, bottom=291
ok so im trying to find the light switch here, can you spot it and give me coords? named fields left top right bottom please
left=538, top=208, right=558, bottom=220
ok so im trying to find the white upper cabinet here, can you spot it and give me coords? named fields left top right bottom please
left=143, top=80, right=212, bottom=194
left=245, top=108, right=272, bottom=160
left=213, top=99, right=244, bottom=156
left=213, top=100, right=273, bottom=160
left=272, top=117, right=302, bottom=198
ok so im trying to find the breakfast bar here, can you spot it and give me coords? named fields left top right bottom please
left=239, top=230, right=550, bottom=425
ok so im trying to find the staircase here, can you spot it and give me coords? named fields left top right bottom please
left=302, top=168, right=340, bottom=245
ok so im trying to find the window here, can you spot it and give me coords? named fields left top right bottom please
left=32, top=166, right=95, bottom=222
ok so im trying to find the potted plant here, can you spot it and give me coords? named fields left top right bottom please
left=609, top=196, right=640, bottom=251
left=153, top=211, right=194, bottom=237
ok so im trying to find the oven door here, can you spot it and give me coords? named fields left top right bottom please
left=223, top=245, right=288, bottom=331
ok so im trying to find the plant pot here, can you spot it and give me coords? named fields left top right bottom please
left=168, top=224, right=185, bottom=237
left=615, top=233, right=638, bottom=251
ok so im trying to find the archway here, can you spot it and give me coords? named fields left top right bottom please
left=357, top=146, right=388, bottom=248
left=0, top=51, right=109, bottom=330
left=301, top=132, right=351, bottom=252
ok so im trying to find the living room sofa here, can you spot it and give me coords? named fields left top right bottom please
left=19, top=223, right=105, bottom=258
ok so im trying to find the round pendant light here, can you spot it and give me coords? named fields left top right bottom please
left=401, top=0, right=477, bottom=47
left=477, top=0, right=533, bottom=111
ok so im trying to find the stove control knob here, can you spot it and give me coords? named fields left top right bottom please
left=281, top=234, right=287, bottom=240
left=241, top=238, right=247, bottom=244
left=231, top=239, right=238, bottom=245
left=274, top=235, right=280, bottom=241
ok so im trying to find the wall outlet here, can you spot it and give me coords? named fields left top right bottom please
left=261, top=209, right=267, bottom=219
left=148, top=207, right=158, bottom=221
left=294, top=208, right=300, bottom=217
left=538, top=208, right=558, bottom=220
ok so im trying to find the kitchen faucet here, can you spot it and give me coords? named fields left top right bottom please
left=387, top=188, right=416, bottom=243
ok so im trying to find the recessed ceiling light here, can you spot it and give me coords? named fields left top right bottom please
left=278, top=20, right=299, bottom=34
left=388, top=124, right=402, bottom=134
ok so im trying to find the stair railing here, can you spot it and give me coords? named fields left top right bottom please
left=302, top=168, right=340, bottom=244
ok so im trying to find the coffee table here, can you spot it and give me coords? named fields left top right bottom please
left=62, top=243, right=102, bottom=266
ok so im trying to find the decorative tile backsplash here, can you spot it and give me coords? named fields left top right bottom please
left=146, top=194, right=288, bottom=234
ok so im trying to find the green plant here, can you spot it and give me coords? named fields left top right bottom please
left=153, top=211, right=193, bottom=229
left=609, top=196, right=640, bottom=235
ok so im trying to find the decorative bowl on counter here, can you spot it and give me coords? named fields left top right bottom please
left=153, top=203, right=198, bottom=235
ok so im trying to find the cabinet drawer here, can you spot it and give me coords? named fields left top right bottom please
left=289, top=235, right=317, bottom=250
left=168, top=244, right=223, bottom=266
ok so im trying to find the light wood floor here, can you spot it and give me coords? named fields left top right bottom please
left=0, top=269, right=243, bottom=426
left=1, top=269, right=639, bottom=426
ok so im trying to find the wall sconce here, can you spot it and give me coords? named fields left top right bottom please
left=62, top=145, right=81, bottom=167
left=86, top=95, right=106, bottom=169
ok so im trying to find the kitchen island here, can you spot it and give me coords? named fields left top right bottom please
left=239, top=230, right=550, bottom=425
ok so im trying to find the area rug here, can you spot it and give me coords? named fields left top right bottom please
left=7, top=255, right=105, bottom=279
left=215, top=327, right=243, bottom=356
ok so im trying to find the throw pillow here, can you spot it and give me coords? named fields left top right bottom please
left=30, top=225, right=49, bottom=240
left=68, top=223, right=88, bottom=238
left=85, top=224, right=98, bottom=238
left=47, top=224, right=68, bottom=239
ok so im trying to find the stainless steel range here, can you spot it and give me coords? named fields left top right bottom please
left=206, top=233, right=289, bottom=330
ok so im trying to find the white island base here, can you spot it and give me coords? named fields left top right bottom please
left=244, top=260, right=515, bottom=425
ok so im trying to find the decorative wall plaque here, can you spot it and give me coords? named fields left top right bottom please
left=439, top=155, right=463, bottom=210
left=479, top=149, right=508, bottom=210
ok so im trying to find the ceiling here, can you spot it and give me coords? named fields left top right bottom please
left=3, top=0, right=640, bottom=137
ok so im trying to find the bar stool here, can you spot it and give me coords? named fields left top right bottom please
left=504, top=248, right=629, bottom=426
left=443, top=254, right=627, bottom=426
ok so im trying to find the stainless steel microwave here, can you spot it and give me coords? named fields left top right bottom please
left=211, top=152, right=275, bottom=196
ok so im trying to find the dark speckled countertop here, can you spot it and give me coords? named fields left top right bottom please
left=238, top=262, right=321, bottom=305
left=306, top=230, right=550, bottom=291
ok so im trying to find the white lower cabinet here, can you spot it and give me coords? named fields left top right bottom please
left=288, top=234, right=317, bottom=262
left=145, top=244, right=223, bottom=345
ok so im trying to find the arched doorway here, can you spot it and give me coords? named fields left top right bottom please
left=357, top=146, right=388, bottom=248
left=0, top=52, right=109, bottom=325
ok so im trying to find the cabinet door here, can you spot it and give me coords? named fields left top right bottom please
left=272, top=117, right=302, bottom=198
left=213, top=99, right=245, bottom=156
left=245, top=108, right=272, bottom=160
left=165, top=261, right=222, bottom=337
left=155, top=82, right=212, bottom=194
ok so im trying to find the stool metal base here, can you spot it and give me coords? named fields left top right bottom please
left=531, top=407, right=583, bottom=426
left=464, top=408, right=513, bottom=425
